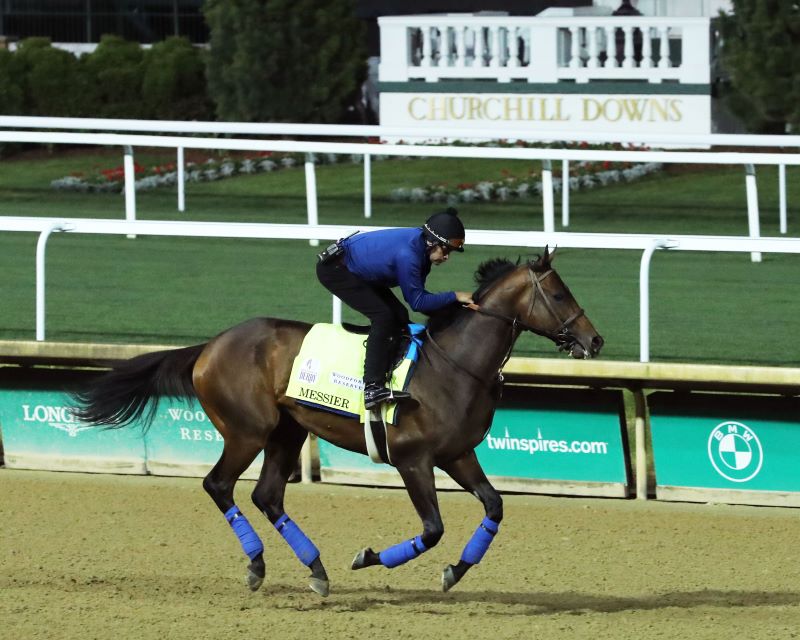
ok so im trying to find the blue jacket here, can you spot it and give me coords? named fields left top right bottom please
left=342, top=228, right=457, bottom=313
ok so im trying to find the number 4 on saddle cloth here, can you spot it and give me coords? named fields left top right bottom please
left=286, top=323, right=426, bottom=426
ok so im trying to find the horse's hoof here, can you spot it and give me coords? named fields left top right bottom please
left=441, top=565, right=458, bottom=592
left=351, top=548, right=374, bottom=570
left=246, top=568, right=264, bottom=592
left=309, top=577, right=330, bottom=597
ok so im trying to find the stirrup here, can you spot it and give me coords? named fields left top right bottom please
left=364, top=386, right=412, bottom=410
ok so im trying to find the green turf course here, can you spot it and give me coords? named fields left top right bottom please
left=0, top=147, right=798, bottom=366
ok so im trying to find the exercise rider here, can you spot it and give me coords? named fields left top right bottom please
left=316, top=207, right=473, bottom=409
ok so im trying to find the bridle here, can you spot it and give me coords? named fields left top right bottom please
left=423, top=265, right=587, bottom=387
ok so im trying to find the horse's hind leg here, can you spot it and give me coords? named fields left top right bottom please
left=351, top=455, right=444, bottom=572
left=439, top=450, right=503, bottom=592
left=203, top=437, right=267, bottom=592
left=251, top=414, right=330, bottom=597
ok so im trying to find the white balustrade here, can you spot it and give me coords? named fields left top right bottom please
left=379, top=14, right=710, bottom=84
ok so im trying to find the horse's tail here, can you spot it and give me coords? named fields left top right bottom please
left=71, top=343, right=206, bottom=432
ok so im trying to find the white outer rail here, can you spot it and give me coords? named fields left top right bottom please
left=6, top=216, right=800, bottom=361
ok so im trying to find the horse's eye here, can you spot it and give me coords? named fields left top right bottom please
left=553, top=292, right=565, bottom=302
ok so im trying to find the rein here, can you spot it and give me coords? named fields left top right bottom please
left=468, top=268, right=585, bottom=351
left=422, top=266, right=587, bottom=388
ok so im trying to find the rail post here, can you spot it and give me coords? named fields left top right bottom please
left=779, top=163, right=787, bottom=234
left=542, top=159, right=555, bottom=233
left=364, top=153, right=372, bottom=219
left=305, top=153, right=319, bottom=246
left=744, top=164, right=761, bottom=262
left=562, top=159, right=570, bottom=228
left=177, top=146, right=185, bottom=212
left=36, top=222, right=72, bottom=341
left=639, top=238, right=677, bottom=363
left=123, top=145, right=137, bottom=238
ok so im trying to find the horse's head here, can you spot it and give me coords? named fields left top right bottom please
left=475, top=248, right=604, bottom=359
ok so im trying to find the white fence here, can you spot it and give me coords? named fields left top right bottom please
left=1, top=216, right=799, bottom=363
left=0, top=128, right=797, bottom=257
left=1, top=117, right=796, bottom=238
left=0, top=122, right=798, bottom=361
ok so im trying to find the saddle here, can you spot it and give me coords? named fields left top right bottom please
left=285, top=323, right=424, bottom=423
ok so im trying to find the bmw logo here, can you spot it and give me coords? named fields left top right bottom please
left=707, top=421, right=763, bottom=483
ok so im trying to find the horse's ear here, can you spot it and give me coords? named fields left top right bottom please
left=533, top=245, right=555, bottom=270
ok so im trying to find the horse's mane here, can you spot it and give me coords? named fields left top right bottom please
left=426, top=257, right=519, bottom=334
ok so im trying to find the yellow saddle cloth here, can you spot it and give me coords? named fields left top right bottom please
left=285, top=323, right=418, bottom=424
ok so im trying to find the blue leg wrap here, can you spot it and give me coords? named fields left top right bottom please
left=379, top=535, right=428, bottom=568
left=274, top=514, right=320, bottom=566
left=224, top=506, right=264, bottom=561
left=460, top=517, right=500, bottom=565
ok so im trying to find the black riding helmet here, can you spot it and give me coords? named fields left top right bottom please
left=422, top=207, right=465, bottom=252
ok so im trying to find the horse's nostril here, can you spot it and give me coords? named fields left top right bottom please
left=591, top=335, right=604, bottom=351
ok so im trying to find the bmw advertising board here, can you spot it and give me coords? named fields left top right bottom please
left=649, top=392, right=800, bottom=506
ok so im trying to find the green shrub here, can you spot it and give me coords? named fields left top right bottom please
left=82, top=35, right=145, bottom=118
left=0, top=49, right=24, bottom=115
left=141, top=36, right=211, bottom=120
left=203, top=0, right=366, bottom=123
left=12, top=37, right=87, bottom=116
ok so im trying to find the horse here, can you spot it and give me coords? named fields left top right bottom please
left=72, top=247, right=603, bottom=597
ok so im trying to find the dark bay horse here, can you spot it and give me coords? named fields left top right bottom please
left=73, top=247, right=603, bottom=596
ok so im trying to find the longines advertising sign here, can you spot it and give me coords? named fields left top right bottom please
left=0, top=390, right=262, bottom=478
left=380, top=92, right=711, bottom=135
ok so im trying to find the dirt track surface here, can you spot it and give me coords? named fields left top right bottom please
left=2, top=470, right=800, bottom=640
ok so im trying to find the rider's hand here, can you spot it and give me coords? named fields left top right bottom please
left=455, top=291, right=474, bottom=305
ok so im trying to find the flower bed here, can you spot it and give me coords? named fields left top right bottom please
left=50, top=151, right=365, bottom=193
left=49, top=141, right=662, bottom=197
left=389, top=160, right=664, bottom=204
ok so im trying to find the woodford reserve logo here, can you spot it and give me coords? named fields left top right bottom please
left=406, top=95, right=683, bottom=123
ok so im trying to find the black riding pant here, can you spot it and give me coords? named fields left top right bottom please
left=316, top=259, right=409, bottom=385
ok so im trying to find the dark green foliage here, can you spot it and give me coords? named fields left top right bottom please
left=11, top=37, right=88, bottom=117
left=718, top=0, right=800, bottom=132
left=0, top=49, right=24, bottom=115
left=141, top=37, right=212, bottom=120
left=203, top=0, right=366, bottom=123
left=81, top=35, right=145, bottom=118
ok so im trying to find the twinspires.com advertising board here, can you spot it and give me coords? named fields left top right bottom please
left=649, top=392, right=800, bottom=505
left=319, top=386, right=631, bottom=497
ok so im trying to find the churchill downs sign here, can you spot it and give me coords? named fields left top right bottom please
left=379, top=88, right=711, bottom=136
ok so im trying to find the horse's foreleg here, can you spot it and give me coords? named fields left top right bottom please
left=252, top=417, right=330, bottom=597
left=439, top=451, right=503, bottom=592
left=351, top=457, right=443, bottom=571
left=202, top=438, right=266, bottom=591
